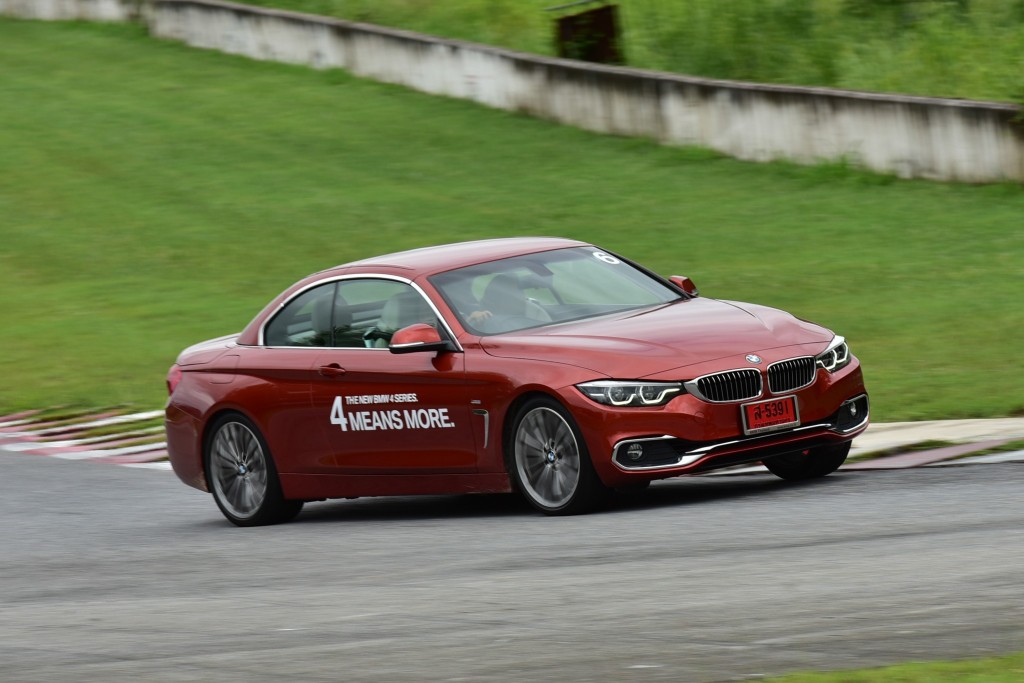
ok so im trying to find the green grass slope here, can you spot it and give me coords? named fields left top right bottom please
left=236, top=0, right=1024, bottom=102
left=766, top=651, right=1024, bottom=682
left=0, top=19, right=1021, bottom=419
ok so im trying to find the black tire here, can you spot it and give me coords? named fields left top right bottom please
left=763, top=442, right=851, bottom=481
left=204, top=413, right=303, bottom=527
left=506, top=396, right=608, bottom=515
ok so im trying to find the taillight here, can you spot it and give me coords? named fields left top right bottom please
left=167, top=364, right=183, bottom=395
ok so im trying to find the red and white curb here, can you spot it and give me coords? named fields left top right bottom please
left=0, top=409, right=170, bottom=470
left=2, top=410, right=1022, bottom=474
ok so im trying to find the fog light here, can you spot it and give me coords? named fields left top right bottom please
left=626, top=443, right=644, bottom=461
left=849, top=402, right=858, bottom=417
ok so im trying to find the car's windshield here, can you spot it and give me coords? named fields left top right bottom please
left=430, top=247, right=682, bottom=335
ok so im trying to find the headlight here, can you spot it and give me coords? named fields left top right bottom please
left=576, top=381, right=683, bottom=407
left=816, top=336, right=851, bottom=372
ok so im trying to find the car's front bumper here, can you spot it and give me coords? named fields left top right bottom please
left=562, top=358, right=868, bottom=487
left=608, top=393, right=867, bottom=472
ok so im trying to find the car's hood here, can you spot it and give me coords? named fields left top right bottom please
left=479, top=298, right=832, bottom=377
left=176, top=333, right=239, bottom=366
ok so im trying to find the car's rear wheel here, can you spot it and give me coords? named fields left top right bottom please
left=508, top=397, right=608, bottom=515
left=205, top=413, right=303, bottom=527
left=763, top=442, right=851, bottom=481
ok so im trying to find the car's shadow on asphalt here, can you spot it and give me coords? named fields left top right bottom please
left=290, top=472, right=849, bottom=524
left=297, top=490, right=528, bottom=523
left=606, top=472, right=849, bottom=513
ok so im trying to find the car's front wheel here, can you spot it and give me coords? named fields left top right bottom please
left=507, top=397, right=608, bottom=515
left=763, top=442, right=851, bottom=481
left=205, top=413, right=303, bottom=527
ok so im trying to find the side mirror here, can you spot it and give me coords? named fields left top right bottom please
left=669, top=275, right=699, bottom=298
left=389, top=323, right=455, bottom=354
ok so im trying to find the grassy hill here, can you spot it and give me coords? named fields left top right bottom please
left=0, top=18, right=1022, bottom=420
left=235, top=0, right=1024, bottom=102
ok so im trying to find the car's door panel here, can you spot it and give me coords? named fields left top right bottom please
left=311, top=348, right=478, bottom=473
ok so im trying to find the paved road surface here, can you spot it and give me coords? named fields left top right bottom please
left=2, top=449, right=1022, bottom=682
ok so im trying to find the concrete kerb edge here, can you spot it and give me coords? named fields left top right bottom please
left=3, top=408, right=1023, bottom=471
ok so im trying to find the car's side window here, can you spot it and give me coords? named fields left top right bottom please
left=337, top=279, right=439, bottom=348
left=264, top=283, right=338, bottom=347
left=264, top=279, right=438, bottom=348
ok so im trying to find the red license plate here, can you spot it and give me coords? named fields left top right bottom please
left=742, top=396, right=800, bottom=435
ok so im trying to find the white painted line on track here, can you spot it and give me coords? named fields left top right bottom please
left=49, top=443, right=168, bottom=460
left=2, top=442, right=50, bottom=452
left=122, top=462, right=173, bottom=470
left=3, top=432, right=164, bottom=450
left=1, top=411, right=164, bottom=439
left=28, top=410, right=164, bottom=436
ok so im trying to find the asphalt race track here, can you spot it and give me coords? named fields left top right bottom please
left=2, top=448, right=1022, bottom=682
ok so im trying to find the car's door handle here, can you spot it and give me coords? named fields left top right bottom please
left=318, top=363, right=346, bottom=378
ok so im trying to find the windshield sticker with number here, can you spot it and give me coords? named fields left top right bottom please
left=592, top=251, right=621, bottom=265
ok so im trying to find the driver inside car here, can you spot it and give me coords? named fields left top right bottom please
left=463, top=273, right=551, bottom=333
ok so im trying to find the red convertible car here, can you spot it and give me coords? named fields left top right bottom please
left=166, top=238, right=868, bottom=525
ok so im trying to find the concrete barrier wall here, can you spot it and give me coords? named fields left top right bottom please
left=4, top=0, right=1022, bottom=182
left=0, top=0, right=134, bottom=20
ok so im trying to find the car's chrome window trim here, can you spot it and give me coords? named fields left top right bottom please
left=256, top=273, right=463, bottom=352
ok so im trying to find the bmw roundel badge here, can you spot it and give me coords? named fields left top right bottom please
left=745, top=354, right=763, bottom=364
